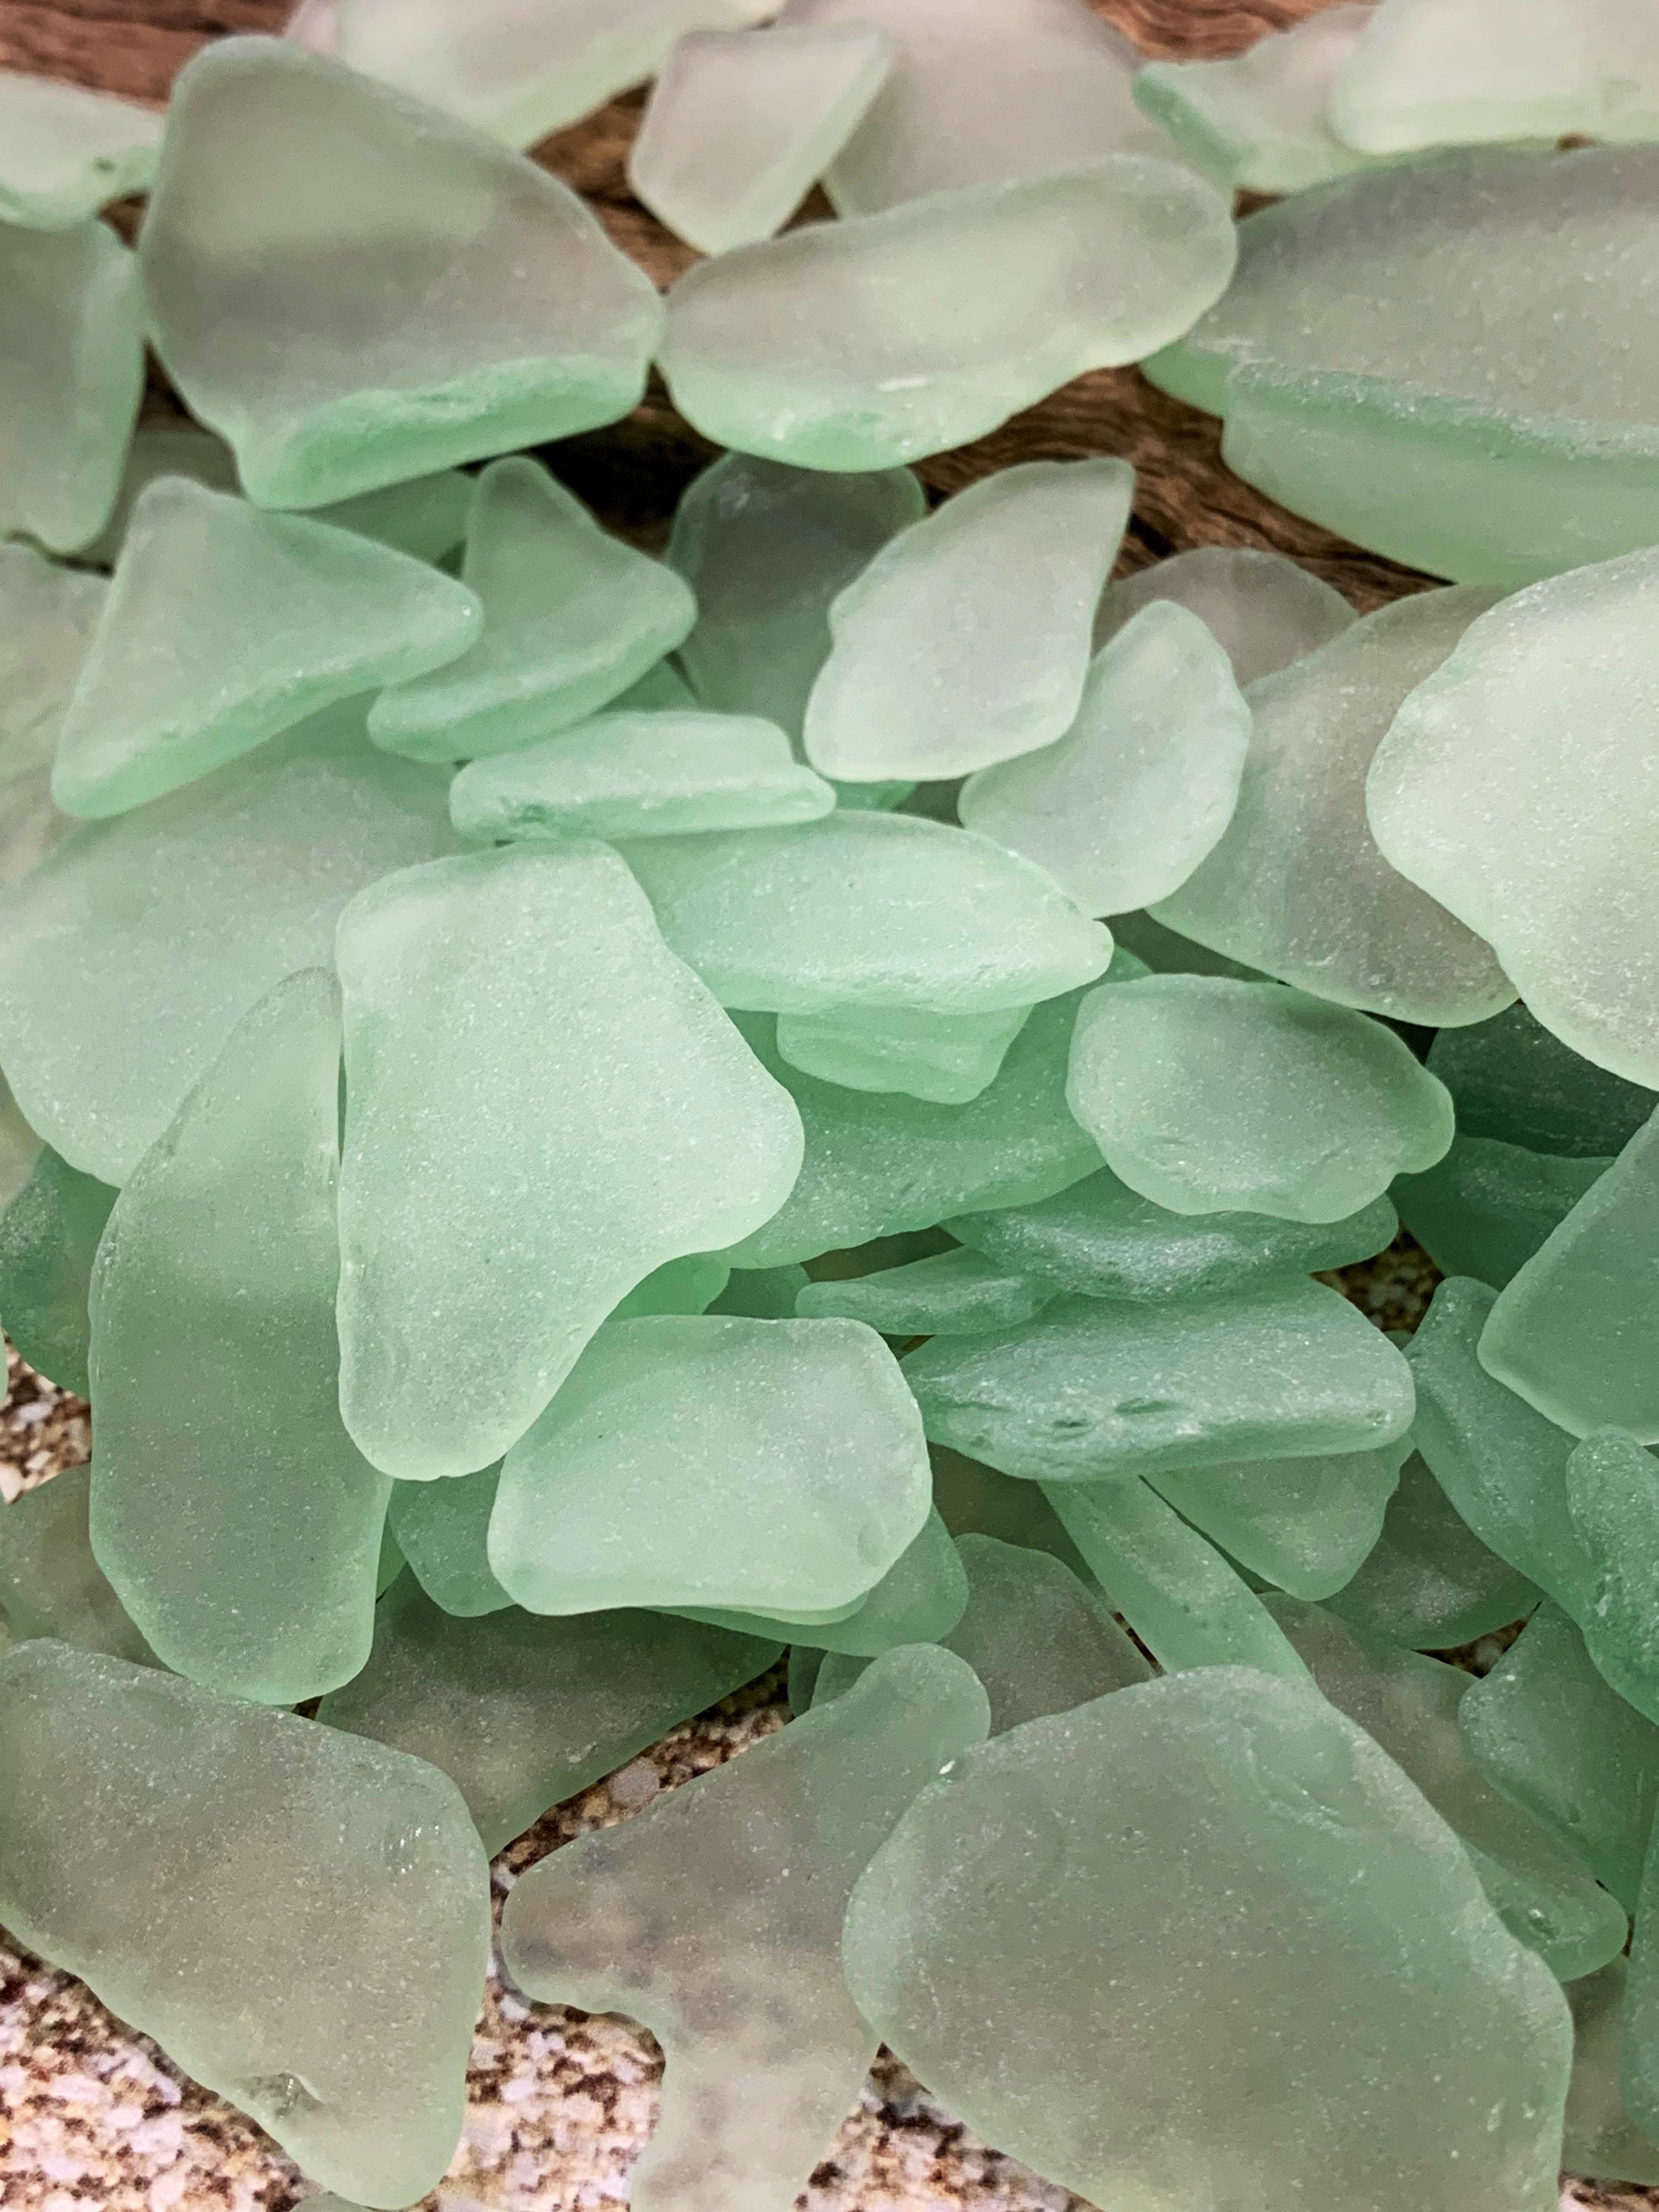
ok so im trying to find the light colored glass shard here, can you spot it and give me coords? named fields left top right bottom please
left=1394, top=1133, right=1611, bottom=1290
left=0, top=1466, right=152, bottom=1665
left=0, top=1146, right=114, bottom=1394
left=710, top=1262, right=808, bottom=1318
left=932, top=1443, right=1093, bottom=1574
left=0, top=71, right=163, bottom=228
left=1564, top=1959, right=1659, bottom=2186
left=774, top=1001, right=1031, bottom=1105
left=1328, top=1451, right=1541, bottom=1652
left=610, top=1252, right=731, bottom=1319
left=795, top=1244, right=1054, bottom=1335
left=1428, top=1000, right=1658, bottom=1161
left=1151, top=587, right=1513, bottom=1024
left=370, top=458, right=695, bottom=761
left=939, top=1533, right=1150, bottom=1728
left=803, top=459, right=1133, bottom=781
left=0, top=544, right=104, bottom=895
left=386, top=1464, right=509, bottom=1618
left=631, top=24, right=892, bottom=254
left=659, top=158, right=1235, bottom=473
left=1093, top=543, right=1354, bottom=690
left=1564, top=1431, right=1659, bottom=1726
left=960, top=600, right=1250, bottom=916
left=1150, top=1443, right=1408, bottom=1604
left=140, top=38, right=662, bottom=509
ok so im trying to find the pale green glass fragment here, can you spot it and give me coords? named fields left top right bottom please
left=0, top=72, right=162, bottom=228
left=89, top=972, right=390, bottom=1704
left=0, top=1147, right=114, bottom=1394
left=1067, top=974, right=1452, bottom=1223
left=1151, top=588, right=1513, bottom=1023
left=0, top=545, right=104, bottom=895
left=371, top=459, right=696, bottom=761
left=671, top=1505, right=968, bottom=1655
left=803, top=460, right=1133, bottom=781
left=611, top=658, right=699, bottom=713
left=503, top=1645, right=988, bottom=2212
left=1150, top=1442, right=1408, bottom=1603
left=0, top=1641, right=489, bottom=2209
left=1562, top=1959, right=1659, bottom=2186
left=930, top=1444, right=1093, bottom=1575
left=611, top=1252, right=731, bottom=1319
left=140, top=38, right=662, bottom=509
left=631, top=24, right=892, bottom=254
left=0, top=1467, right=152, bottom=1665
left=844, top=1666, right=1572, bottom=2212
left=1394, top=1134, right=1610, bottom=1289
left=709, top=1262, right=808, bottom=1318
left=55, top=479, right=481, bottom=820
left=795, top=1245, right=1053, bottom=1336
left=775, top=1001, right=1031, bottom=1105
left=1328, top=1450, right=1541, bottom=1652
left=1564, top=1431, right=1659, bottom=1726
left=0, top=709, right=461, bottom=1186
left=659, top=159, right=1235, bottom=473
left=489, top=1314, right=929, bottom=1617
left=336, top=844, right=803, bottom=1480
left=1429, top=1001, right=1657, bottom=1161
left=1107, top=906, right=1262, bottom=980
left=940, top=1533, right=1150, bottom=1727
left=319, top=1574, right=778, bottom=1852
left=387, top=1465, right=509, bottom=1618
left=1093, top=544, right=1354, bottom=690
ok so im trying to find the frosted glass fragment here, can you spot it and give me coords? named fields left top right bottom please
left=796, top=1245, right=1052, bottom=1336
left=387, top=1465, right=509, bottom=1618
left=0, top=546, right=104, bottom=881
left=0, top=1641, right=489, bottom=2208
left=1394, top=1134, right=1609, bottom=1289
left=844, top=1666, right=1572, bottom=2212
left=336, top=844, right=803, bottom=1479
left=0, top=72, right=162, bottom=228
left=940, top=1533, right=1150, bottom=1728
left=804, top=460, right=1133, bottom=781
left=1428, top=1001, right=1657, bottom=1161
left=710, top=1263, right=808, bottom=1319
left=0, top=1147, right=113, bottom=1394
left=319, top=1575, right=778, bottom=1852
left=1107, top=906, right=1261, bottom=981
left=1329, top=1451, right=1541, bottom=1652
left=674, top=1506, right=967, bottom=1655
left=612, top=658, right=699, bottom=713
left=55, top=479, right=481, bottom=819
left=1150, top=1442, right=1407, bottom=1602
left=0, top=1467, right=152, bottom=1666
left=1564, top=1431, right=1659, bottom=1726
left=1066, top=974, right=1452, bottom=1222
left=930, top=1445, right=1091, bottom=1575
left=776, top=1001, right=1031, bottom=1105
left=612, top=1252, right=731, bottom=1319
left=370, top=459, right=695, bottom=761
left=1093, top=544, right=1354, bottom=691
left=659, top=160, right=1235, bottom=472
left=1153, top=588, right=1513, bottom=1023
left=631, top=24, right=892, bottom=254
left=906, top=1278, right=1414, bottom=1482
left=1562, top=1959, right=1659, bottom=2186
left=503, top=1645, right=988, bottom=2212
left=141, top=39, right=662, bottom=509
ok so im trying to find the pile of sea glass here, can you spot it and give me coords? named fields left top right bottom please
left=6, top=0, right=1659, bottom=2206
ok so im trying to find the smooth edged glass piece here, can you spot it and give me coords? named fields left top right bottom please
left=631, top=24, right=892, bottom=254
left=1565, top=1431, right=1659, bottom=1726
left=930, top=1444, right=1095, bottom=1575
left=1428, top=1000, right=1658, bottom=1161
left=803, top=459, right=1133, bottom=782
left=370, top=458, right=696, bottom=761
left=336, top=844, right=803, bottom=1480
left=489, top=1313, right=930, bottom=1616
left=775, top=1001, right=1031, bottom=1106
left=1150, top=1442, right=1408, bottom=1604
left=319, top=1574, right=778, bottom=1853
left=386, top=1464, right=510, bottom=1618
left=844, top=1666, right=1573, bottom=2212
left=55, top=478, right=481, bottom=820
left=1562, top=1959, right=1659, bottom=2187
left=1152, top=588, right=1514, bottom=1025
left=1093, top=545, right=1355, bottom=691
left=0, top=1641, right=489, bottom=2208
left=449, top=709, right=833, bottom=841
left=795, top=1244, right=1054, bottom=1336
left=709, top=1262, right=809, bottom=1318
left=611, top=1251, right=732, bottom=1319
left=140, top=38, right=663, bottom=509
left=0, top=1466, right=152, bottom=1665
left=0, top=1147, right=114, bottom=1394
left=1394, top=1133, right=1611, bottom=1290
left=1328, top=1451, right=1542, bottom=1652
left=620, top=811, right=1111, bottom=1016
left=960, top=599, right=1251, bottom=917
left=0, top=217, right=142, bottom=554
left=0, top=71, right=163, bottom=228
left=659, top=158, right=1235, bottom=473
left=674, top=1504, right=968, bottom=1655
left=0, top=709, right=460, bottom=1187
left=0, top=543, right=104, bottom=900
left=905, top=1278, right=1415, bottom=1482
left=1066, top=974, right=1453, bottom=1224
left=941, top=1533, right=1150, bottom=1729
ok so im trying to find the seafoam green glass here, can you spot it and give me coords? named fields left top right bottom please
left=0, top=1147, right=114, bottom=1394
left=1561, top=1958, right=1659, bottom=2186
left=1427, top=1000, right=1657, bottom=1161
left=609, top=1252, right=731, bottom=1320
left=0, top=71, right=163, bottom=228
left=140, top=38, right=662, bottom=508
left=1150, top=1442, right=1408, bottom=1603
left=676, top=1505, right=968, bottom=1655
left=710, top=1262, right=808, bottom=1318
left=1328, top=1450, right=1542, bottom=1652
left=1564, top=1431, right=1659, bottom=1726
left=938, top=1533, right=1150, bottom=1728
left=775, top=1001, right=1031, bottom=1105
left=795, top=1244, right=1052, bottom=1335
left=1394, top=1134, right=1610, bottom=1289
left=844, top=1666, right=1573, bottom=2212
left=0, top=543, right=103, bottom=892
left=1093, top=544, right=1354, bottom=689
left=930, top=1444, right=1093, bottom=1573
left=386, top=1465, right=509, bottom=1618
left=0, top=1467, right=152, bottom=1665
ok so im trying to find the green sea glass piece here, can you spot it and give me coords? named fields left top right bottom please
left=930, top=1444, right=1092, bottom=1573
left=0, top=1640, right=489, bottom=2208
left=795, top=1245, right=1052, bottom=1335
left=370, top=458, right=696, bottom=760
left=631, top=23, right=892, bottom=254
left=0, top=71, right=162, bottom=228
left=1564, top=1431, right=1659, bottom=1726
left=0, top=217, right=142, bottom=554
left=0, top=708, right=460, bottom=1186
left=938, top=1533, right=1150, bottom=1728
left=141, top=38, right=662, bottom=509
left=611, top=1252, right=732, bottom=1319
left=960, top=600, right=1249, bottom=916
left=1562, top=1959, right=1659, bottom=2186
left=502, top=1644, right=988, bottom=2212
left=676, top=1504, right=968, bottom=1655
left=336, top=843, right=803, bottom=1480
left=1428, top=1000, right=1658, bottom=1161
left=0, top=1147, right=114, bottom=1394
left=1066, top=975, right=1453, bottom=1223
left=386, top=1465, right=509, bottom=1618
left=1093, top=544, right=1354, bottom=690
left=0, top=1467, right=152, bottom=1665
left=710, top=1262, right=808, bottom=1318
left=802, top=459, right=1133, bottom=781
left=1150, top=1442, right=1408, bottom=1603
left=844, top=1665, right=1573, bottom=2212
left=1151, top=588, right=1513, bottom=1023
left=0, top=543, right=104, bottom=893
left=659, top=159, right=1235, bottom=472
left=54, top=478, right=481, bottom=819
left=89, top=972, right=391, bottom=1704
left=489, top=1313, right=929, bottom=1616
left=1329, top=1450, right=1542, bottom=1652
left=319, top=1574, right=778, bottom=1852
left=775, top=1002, right=1031, bottom=1105
left=1394, top=1134, right=1610, bottom=1289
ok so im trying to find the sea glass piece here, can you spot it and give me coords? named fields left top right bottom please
left=449, top=710, right=832, bottom=841
left=0, top=1640, right=489, bottom=2208
left=503, top=1644, right=988, bottom=2212
left=611, top=1252, right=731, bottom=1319
left=795, top=1246, right=1053, bottom=1335
left=0, top=1147, right=114, bottom=1394
left=939, top=1533, right=1150, bottom=1728
left=659, top=159, right=1235, bottom=472
left=387, top=1465, right=509, bottom=1618
left=803, top=460, right=1133, bottom=781
left=489, top=1314, right=929, bottom=1616
left=959, top=600, right=1251, bottom=915
left=906, top=1278, right=1414, bottom=1482
left=622, top=812, right=1109, bottom=1016
left=1564, top=1431, right=1659, bottom=1725
left=336, top=844, right=803, bottom=1480
left=947, top=1169, right=1396, bottom=1302
left=710, top=1263, right=808, bottom=1319
left=1150, top=1442, right=1407, bottom=1603
left=89, top=973, right=391, bottom=1704
left=0, top=72, right=162, bottom=228
left=0, top=1468, right=152, bottom=1665
left=0, top=709, right=460, bottom=1187
left=0, top=543, right=104, bottom=893
left=1428, top=1001, right=1658, bottom=1161
left=141, top=38, right=662, bottom=509
left=930, top=1445, right=1092, bottom=1574
left=844, top=1666, right=1573, bottom=2212
left=1394, top=1135, right=1610, bottom=1289
left=1151, top=588, right=1513, bottom=1024
left=775, top=1002, right=1031, bottom=1105
left=370, top=459, right=696, bottom=760
left=54, top=479, right=481, bottom=819
left=1562, top=1959, right=1659, bottom=2186
left=1329, top=1450, right=1541, bottom=1652
left=1066, top=975, right=1453, bottom=1222
left=319, top=1575, right=778, bottom=1852
left=631, top=24, right=892, bottom=254
left=1093, top=545, right=1354, bottom=690
left=1461, top=1601, right=1659, bottom=1913
left=0, top=217, right=142, bottom=554
left=676, top=1505, right=968, bottom=1655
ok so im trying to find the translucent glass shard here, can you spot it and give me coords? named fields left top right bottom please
left=940, top=1533, right=1150, bottom=1729
left=1394, top=1134, right=1609, bottom=1289
left=1328, top=1450, right=1541, bottom=1651
left=674, top=1504, right=967, bottom=1655
left=1093, top=544, right=1355, bottom=691
left=386, top=1465, right=509, bottom=1618
left=0, top=72, right=163, bottom=228
left=775, top=1001, right=1031, bottom=1105
left=0, top=1147, right=114, bottom=1394
left=1561, top=1959, right=1659, bottom=2187
left=1428, top=1000, right=1658, bottom=1161
left=795, top=1245, right=1053, bottom=1335
left=1150, top=1442, right=1407, bottom=1603
left=0, top=545, right=104, bottom=895
left=1564, top=1431, right=1659, bottom=1726
left=0, top=1468, right=152, bottom=1666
